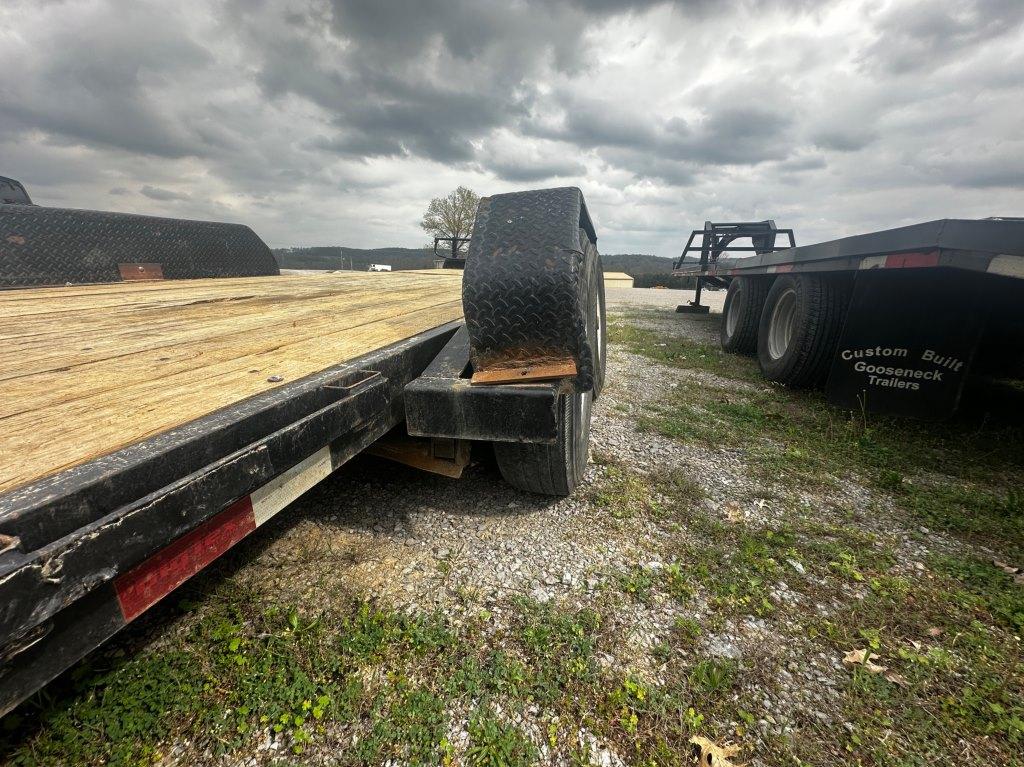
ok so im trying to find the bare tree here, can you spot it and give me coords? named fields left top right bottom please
left=420, top=186, right=479, bottom=244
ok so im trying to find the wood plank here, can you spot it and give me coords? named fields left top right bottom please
left=0, top=271, right=464, bottom=494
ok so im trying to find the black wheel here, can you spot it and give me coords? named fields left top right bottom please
left=757, top=273, right=850, bottom=388
left=580, top=228, right=607, bottom=399
left=721, top=276, right=770, bottom=354
left=493, top=388, right=592, bottom=495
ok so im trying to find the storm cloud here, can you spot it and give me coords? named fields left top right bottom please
left=1, top=0, right=1022, bottom=254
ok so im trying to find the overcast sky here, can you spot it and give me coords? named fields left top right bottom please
left=2, top=0, right=1022, bottom=256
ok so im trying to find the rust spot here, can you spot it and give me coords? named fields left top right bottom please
left=118, top=263, right=164, bottom=281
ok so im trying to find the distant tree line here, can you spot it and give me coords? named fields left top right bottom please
left=631, top=273, right=698, bottom=289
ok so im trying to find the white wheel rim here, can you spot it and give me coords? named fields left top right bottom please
left=577, top=389, right=592, bottom=424
left=725, top=284, right=742, bottom=337
left=767, top=288, right=798, bottom=360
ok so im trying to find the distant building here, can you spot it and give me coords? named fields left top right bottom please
left=603, top=271, right=634, bottom=289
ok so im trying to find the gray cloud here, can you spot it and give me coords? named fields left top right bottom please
left=1, top=0, right=1022, bottom=256
left=859, top=0, right=1024, bottom=75
left=140, top=185, right=191, bottom=201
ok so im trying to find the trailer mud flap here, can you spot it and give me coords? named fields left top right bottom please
left=825, top=270, right=985, bottom=418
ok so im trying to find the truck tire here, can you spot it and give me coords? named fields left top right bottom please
left=721, top=276, right=770, bottom=353
left=757, top=274, right=849, bottom=388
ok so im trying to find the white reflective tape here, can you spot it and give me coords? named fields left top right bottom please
left=988, top=254, right=1024, bottom=278
left=250, top=446, right=334, bottom=527
left=859, top=256, right=886, bottom=270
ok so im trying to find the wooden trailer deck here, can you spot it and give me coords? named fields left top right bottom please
left=0, top=270, right=463, bottom=495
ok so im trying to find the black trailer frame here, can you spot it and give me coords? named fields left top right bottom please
left=0, top=322, right=461, bottom=714
left=674, top=220, right=795, bottom=314
left=0, top=185, right=606, bottom=716
left=671, top=217, right=1024, bottom=418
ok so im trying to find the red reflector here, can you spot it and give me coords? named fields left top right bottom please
left=884, top=252, right=940, bottom=269
left=115, top=497, right=255, bottom=621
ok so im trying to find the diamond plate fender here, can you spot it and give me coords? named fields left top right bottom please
left=462, top=187, right=599, bottom=391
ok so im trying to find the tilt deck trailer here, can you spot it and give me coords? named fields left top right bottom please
left=672, top=218, right=1024, bottom=418
left=0, top=185, right=607, bottom=716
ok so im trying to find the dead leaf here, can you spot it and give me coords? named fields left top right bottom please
left=843, top=648, right=888, bottom=674
left=926, top=627, right=943, bottom=637
left=722, top=501, right=744, bottom=524
left=843, top=648, right=872, bottom=665
left=993, top=559, right=1021, bottom=575
left=884, top=671, right=908, bottom=687
left=689, top=736, right=744, bottom=767
left=908, top=640, right=922, bottom=650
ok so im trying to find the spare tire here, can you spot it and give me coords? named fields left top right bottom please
left=463, top=187, right=600, bottom=392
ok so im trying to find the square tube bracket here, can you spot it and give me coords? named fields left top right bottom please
left=404, top=326, right=562, bottom=444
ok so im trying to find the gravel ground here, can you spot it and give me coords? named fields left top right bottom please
left=209, top=300, right=911, bottom=763
left=604, top=287, right=726, bottom=312
left=7, top=289, right=1020, bottom=766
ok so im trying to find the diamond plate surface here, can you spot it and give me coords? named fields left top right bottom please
left=1, top=205, right=278, bottom=287
left=462, top=187, right=598, bottom=391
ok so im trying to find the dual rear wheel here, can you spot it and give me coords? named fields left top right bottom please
left=721, top=274, right=850, bottom=388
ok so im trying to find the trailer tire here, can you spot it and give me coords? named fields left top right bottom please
left=721, top=276, right=770, bottom=354
left=493, top=389, right=592, bottom=496
left=757, top=274, right=848, bottom=388
left=580, top=227, right=607, bottom=399
left=493, top=231, right=602, bottom=495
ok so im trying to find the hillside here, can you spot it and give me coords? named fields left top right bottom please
left=599, top=253, right=675, bottom=275
left=273, top=247, right=686, bottom=277
left=273, top=247, right=434, bottom=271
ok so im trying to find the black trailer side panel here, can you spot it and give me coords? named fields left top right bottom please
left=0, top=205, right=279, bottom=287
left=825, top=270, right=986, bottom=418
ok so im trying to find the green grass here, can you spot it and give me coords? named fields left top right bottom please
left=607, top=311, right=1024, bottom=765
left=816, top=555, right=1024, bottom=764
left=0, top=576, right=787, bottom=767
left=599, top=463, right=1024, bottom=766
left=617, top=317, right=1024, bottom=559
left=608, top=319, right=764, bottom=383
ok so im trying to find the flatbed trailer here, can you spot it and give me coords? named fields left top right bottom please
left=0, top=186, right=607, bottom=716
left=672, top=218, right=1024, bottom=417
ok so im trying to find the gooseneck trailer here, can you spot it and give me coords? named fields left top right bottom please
left=0, top=186, right=606, bottom=716
left=673, top=218, right=1024, bottom=417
